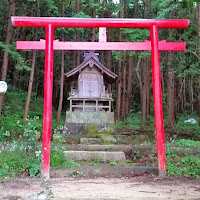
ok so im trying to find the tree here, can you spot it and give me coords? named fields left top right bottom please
left=23, top=0, right=40, bottom=122
left=56, top=0, right=65, bottom=123
left=0, top=0, right=15, bottom=115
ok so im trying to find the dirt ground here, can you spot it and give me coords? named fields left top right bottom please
left=0, top=176, right=200, bottom=200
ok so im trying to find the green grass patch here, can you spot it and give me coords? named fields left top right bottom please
left=166, top=149, right=200, bottom=178
left=115, top=113, right=142, bottom=129
left=50, top=151, right=80, bottom=167
left=168, top=139, right=200, bottom=147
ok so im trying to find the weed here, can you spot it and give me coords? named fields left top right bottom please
left=0, top=149, right=41, bottom=178
left=109, top=160, right=119, bottom=166
left=166, top=149, right=200, bottom=178
left=50, top=151, right=80, bottom=168
left=133, top=150, right=141, bottom=159
left=140, top=141, right=152, bottom=146
left=90, top=156, right=100, bottom=166
left=115, top=113, right=141, bottom=129
left=34, top=179, right=54, bottom=199
left=124, top=160, right=140, bottom=166
left=71, top=169, right=83, bottom=176
left=168, top=139, right=200, bottom=147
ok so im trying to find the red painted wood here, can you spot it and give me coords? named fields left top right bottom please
left=16, top=40, right=186, bottom=51
left=150, top=25, right=166, bottom=176
left=12, top=17, right=189, bottom=29
left=41, top=24, right=54, bottom=179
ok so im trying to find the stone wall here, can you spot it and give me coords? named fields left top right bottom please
left=64, top=111, right=115, bottom=134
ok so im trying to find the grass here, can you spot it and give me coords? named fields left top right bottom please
left=167, top=139, right=200, bottom=148
left=115, top=112, right=142, bottom=129
left=166, top=149, right=200, bottom=178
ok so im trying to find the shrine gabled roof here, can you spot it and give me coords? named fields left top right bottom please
left=65, top=54, right=117, bottom=82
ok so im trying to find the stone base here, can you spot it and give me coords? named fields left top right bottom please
left=64, top=111, right=115, bottom=134
left=64, top=150, right=126, bottom=163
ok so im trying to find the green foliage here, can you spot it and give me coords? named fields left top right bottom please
left=0, top=135, right=42, bottom=179
left=0, top=85, right=65, bottom=142
left=169, top=139, right=200, bottom=148
left=0, top=42, right=30, bottom=71
left=166, top=149, right=200, bottom=178
left=109, top=160, right=119, bottom=166
left=125, top=160, right=140, bottom=166
left=115, top=113, right=141, bottom=129
left=39, top=180, right=54, bottom=199
left=0, top=150, right=41, bottom=179
left=0, top=85, right=68, bottom=178
left=140, top=141, right=152, bottom=146
left=50, top=151, right=80, bottom=167
left=0, top=111, right=42, bottom=178
left=90, top=156, right=100, bottom=166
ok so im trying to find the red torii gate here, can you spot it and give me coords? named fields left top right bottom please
left=11, top=17, right=190, bottom=179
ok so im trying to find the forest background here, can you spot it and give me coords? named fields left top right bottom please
left=0, top=0, right=200, bottom=128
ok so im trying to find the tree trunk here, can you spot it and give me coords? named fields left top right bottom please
left=125, top=56, right=133, bottom=117
left=141, top=60, right=147, bottom=125
left=189, top=77, right=194, bottom=112
left=76, top=0, right=81, bottom=65
left=167, top=68, right=175, bottom=128
left=198, top=4, right=200, bottom=124
left=107, top=0, right=112, bottom=93
left=116, top=3, right=122, bottom=121
left=92, top=0, right=96, bottom=42
left=134, top=0, right=138, bottom=18
left=100, top=0, right=105, bottom=64
left=146, top=59, right=150, bottom=117
left=13, top=66, right=20, bottom=86
left=121, top=53, right=127, bottom=119
left=23, top=0, right=40, bottom=122
left=121, top=0, right=128, bottom=119
left=56, top=0, right=65, bottom=123
left=23, top=50, right=37, bottom=122
left=0, top=0, right=15, bottom=115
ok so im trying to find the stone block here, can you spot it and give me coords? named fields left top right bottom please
left=66, top=144, right=132, bottom=153
left=100, top=135, right=117, bottom=144
left=64, top=151, right=126, bottom=163
left=64, top=111, right=115, bottom=134
left=80, top=138, right=102, bottom=145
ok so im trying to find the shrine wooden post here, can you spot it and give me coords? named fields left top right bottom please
left=11, top=17, right=190, bottom=178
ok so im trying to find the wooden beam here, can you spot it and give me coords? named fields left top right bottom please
left=17, top=40, right=186, bottom=51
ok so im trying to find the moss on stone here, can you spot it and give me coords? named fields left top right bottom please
left=86, top=125, right=98, bottom=135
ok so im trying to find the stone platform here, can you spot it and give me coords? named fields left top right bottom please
left=64, top=111, right=115, bottom=134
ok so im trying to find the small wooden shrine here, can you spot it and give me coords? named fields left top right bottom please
left=64, top=51, right=117, bottom=134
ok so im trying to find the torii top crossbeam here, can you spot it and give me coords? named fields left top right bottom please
left=11, top=16, right=190, bottom=179
left=12, top=17, right=189, bottom=29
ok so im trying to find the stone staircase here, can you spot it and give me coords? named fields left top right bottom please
left=64, top=135, right=129, bottom=164
left=50, top=134, right=159, bottom=177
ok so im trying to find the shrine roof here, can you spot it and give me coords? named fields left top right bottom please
left=65, top=51, right=117, bottom=82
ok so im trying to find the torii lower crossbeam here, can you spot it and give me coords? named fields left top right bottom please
left=11, top=17, right=190, bottom=179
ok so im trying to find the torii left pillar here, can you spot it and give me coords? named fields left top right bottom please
left=42, top=24, right=54, bottom=179
left=11, top=17, right=189, bottom=179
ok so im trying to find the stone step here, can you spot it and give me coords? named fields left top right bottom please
left=80, top=138, right=102, bottom=145
left=66, top=144, right=132, bottom=153
left=64, top=150, right=126, bottom=163
left=65, top=144, right=200, bottom=157
left=50, top=165, right=158, bottom=178
left=79, top=135, right=129, bottom=145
